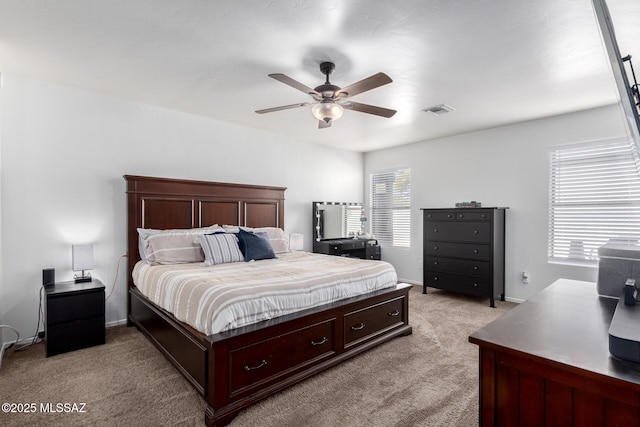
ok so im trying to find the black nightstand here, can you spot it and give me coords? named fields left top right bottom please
left=45, top=279, right=105, bottom=357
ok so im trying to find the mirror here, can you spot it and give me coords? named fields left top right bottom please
left=313, top=202, right=364, bottom=241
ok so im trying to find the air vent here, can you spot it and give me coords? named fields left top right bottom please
left=422, top=104, right=455, bottom=116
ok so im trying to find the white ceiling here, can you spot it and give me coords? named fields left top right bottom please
left=1, top=0, right=638, bottom=152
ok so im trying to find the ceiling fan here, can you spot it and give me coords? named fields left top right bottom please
left=255, top=62, right=396, bottom=129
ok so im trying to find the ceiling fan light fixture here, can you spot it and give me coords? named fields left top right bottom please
left=312, top=101, right=344, bottom=122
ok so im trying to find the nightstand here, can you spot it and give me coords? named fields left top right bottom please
left=45, top=279, right=105, bottom=357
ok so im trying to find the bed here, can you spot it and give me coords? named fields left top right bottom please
left=125, top=175, right=413, bottom=426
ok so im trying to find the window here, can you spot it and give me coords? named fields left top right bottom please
left=548, top=138, right=640, bottom=265
left=370, top=166, right=411, bottom=248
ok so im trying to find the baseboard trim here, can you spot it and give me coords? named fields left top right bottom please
left=106, top=318, right=128, bottom=328
left=397, top=278, right=421, bottom=286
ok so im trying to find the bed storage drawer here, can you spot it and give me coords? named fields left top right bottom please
left=343, top=296, right=405, bottom=348
left=228, top=318, right=336, bottom=396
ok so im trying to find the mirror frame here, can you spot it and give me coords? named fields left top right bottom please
left=313, top=201, right=364, bottom=242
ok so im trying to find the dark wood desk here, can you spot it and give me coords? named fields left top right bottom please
left=469, top=279, right=640, bottom=426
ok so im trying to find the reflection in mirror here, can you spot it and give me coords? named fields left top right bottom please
left=313, top=202, right=364, bottom=241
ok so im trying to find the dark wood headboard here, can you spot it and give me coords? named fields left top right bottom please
left=124, top=175, right=286, bottom=288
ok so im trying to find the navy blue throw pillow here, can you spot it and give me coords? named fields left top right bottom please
left=236, top=229, right=276, bottom=261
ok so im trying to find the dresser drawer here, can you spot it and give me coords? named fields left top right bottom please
left=326, top=239, right=366, bottom=252
left=46, top=315, right=105, bottom=357
left=47, top=290, right=105, bottom=325
left=456, top=211, right=491, bottom=221
left=425, top=271, right=491, bottom=297
left=424, top=256, right=490, bottom=276
left=424, top=241, right=491, bottom=261
left=423, top=211, right=456, bottom=221
left=425, top=221, right=491, bottom=243
left=228, top=319, right=335, bottom=396
left=343, top=296, right=405, bottom=348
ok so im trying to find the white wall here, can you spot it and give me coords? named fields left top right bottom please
left=0, top=74, right=363, bottom=342
left=365, top=104, right=629, bottom=302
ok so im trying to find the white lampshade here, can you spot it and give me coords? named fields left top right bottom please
left=72, top=244, right=93, bottom=271
left=311, top=101, right=344, bottom=122
left=289, top=234, right=304, bottom=251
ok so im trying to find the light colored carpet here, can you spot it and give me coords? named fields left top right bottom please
left=0, top=286, right=514, bottom=426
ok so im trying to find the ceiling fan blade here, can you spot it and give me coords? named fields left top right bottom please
left=343, top=101, right=397, bottom=118
left=318, top=119, right=332, bottom=129
left=335, top=72, right=392, bottom=98
left=255, top=102, right=314, bottom=114
left=269, top=73, right=320, bottom=97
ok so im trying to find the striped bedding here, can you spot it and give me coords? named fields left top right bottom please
left=132, top=251, right=398, bottom=335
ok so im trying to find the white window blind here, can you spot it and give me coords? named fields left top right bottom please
left=370, top=166, right=411, bottom=248
left=548, top=138, right=640, bottom=265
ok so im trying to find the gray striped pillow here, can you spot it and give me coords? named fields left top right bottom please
left=198, top=233, right=244, bottom=266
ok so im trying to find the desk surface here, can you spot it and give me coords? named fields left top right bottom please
left=469, top=278, right=640, bottom=388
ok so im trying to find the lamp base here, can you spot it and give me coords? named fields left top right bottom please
left=74, top=273, right=92, bottom=283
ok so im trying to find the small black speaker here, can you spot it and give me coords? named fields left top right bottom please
left=42, top=268, right=55, bottom=287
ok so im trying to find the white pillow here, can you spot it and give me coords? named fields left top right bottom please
left=197, top=233, right=244, bottom=266
left=137, top=225, right=222, bottom=264
left=222, top=225, right=289, bottom=253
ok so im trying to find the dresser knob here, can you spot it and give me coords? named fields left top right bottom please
left=459, top=214, right=464, bottom=218
left=434, top=276, right=438, bottom=281
left=428, top=214, right=432, bottom=218
left=434, top=228, right=438, bottom=232
left=482, top=214, right=487, bottom=218
left=447, top=214, right=452, bottom=218
left=474, top=230, right=479, bottom=234
left=474, top=283, right=478, bottom=287
left=473, top=249, right=478, bottom=254
left=434, top=246, right=439, bottom=250
left=434, top=261, right=438, bottom=265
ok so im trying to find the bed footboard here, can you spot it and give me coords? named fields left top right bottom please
left=129, top=283, right=412, bottom=427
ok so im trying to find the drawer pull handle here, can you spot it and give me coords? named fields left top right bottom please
left=459, top=214, right=464, bottom=218
left=311, top=337, right=328, bottom=346
left=434, top=276, right=438, bottom=281
left=447, top=214, right=452, bottom=218
left=473, top=249, right=478, bottom=254
left=482, top=214, right=487, bottom=218
left=474, top=230, right=479, bottom=234
left=388, top=310, right=400, bottom=317
left=473, top=266, right=478, bottom=270
left=244, top=359, right=268, bottom=371
left=433, top=228, right=438, bottom=232
left=434, top=261, right=438, bottom=265
left=434, top=246, right=439, bottom=250
left=474, top=283, right=478, bottom=287
left=351, top=323, right=366, bottom=331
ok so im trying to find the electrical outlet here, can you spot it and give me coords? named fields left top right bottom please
left=522, top=271, right=529, bottom=284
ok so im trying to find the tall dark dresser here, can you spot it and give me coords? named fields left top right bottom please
left=422, top=208, right=507, bottom=307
